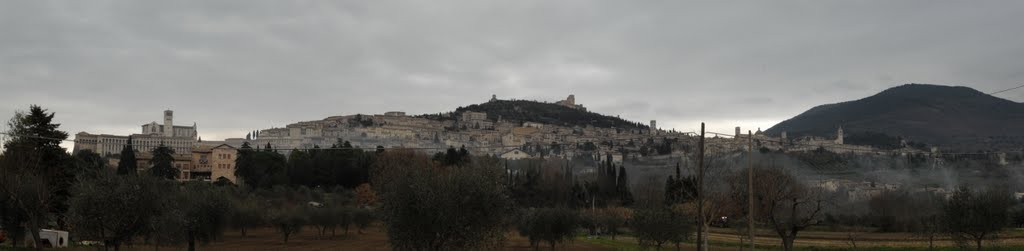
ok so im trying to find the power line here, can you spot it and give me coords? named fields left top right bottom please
left=988, top=84, right=1024, bottom=95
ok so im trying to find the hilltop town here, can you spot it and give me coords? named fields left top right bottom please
left=71, top=94, right=959, bottom=187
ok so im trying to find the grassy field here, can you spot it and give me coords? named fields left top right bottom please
left=5, top=226, right=1024, bottom=250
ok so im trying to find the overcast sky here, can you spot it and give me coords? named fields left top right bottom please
left=2, top=1, right=1024, bottom=150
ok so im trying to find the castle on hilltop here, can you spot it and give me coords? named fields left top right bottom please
left=554, top=94, right=586, bottom=111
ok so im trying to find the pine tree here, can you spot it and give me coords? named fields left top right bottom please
left=117, top=136, right=138, bottom=175
left=1, top=105, right=74, bottom=230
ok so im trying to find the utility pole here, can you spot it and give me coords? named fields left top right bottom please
left=697, top=123, right=705, bottom=251
left=748, top=130, right=755, bottom=251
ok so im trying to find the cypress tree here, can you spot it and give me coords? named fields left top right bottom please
left=117, top=136, right=138, bottom=175
left=617, top=165, right=633, bottom=206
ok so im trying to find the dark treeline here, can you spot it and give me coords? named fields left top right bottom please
left=233, top=140, right=375, bottom=191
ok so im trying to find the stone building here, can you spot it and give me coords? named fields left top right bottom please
left=74, top=110, right=199, bottom=156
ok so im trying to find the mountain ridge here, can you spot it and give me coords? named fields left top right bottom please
left=766, top=83, right=1024, bottom=151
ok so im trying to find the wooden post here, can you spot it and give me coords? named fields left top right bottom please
left=697, top=123, right=705, bottom=251
left=748, top=130, right=755, bottom=251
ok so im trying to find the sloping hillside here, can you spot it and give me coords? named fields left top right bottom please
left=766, top=84, right=1024, bottom=150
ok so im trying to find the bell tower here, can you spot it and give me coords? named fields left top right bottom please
left=164, top=110, right=174, bottom=137
left=835, top=126, right=844, bottom=145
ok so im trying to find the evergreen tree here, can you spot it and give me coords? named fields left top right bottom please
left=234, top=142, right=257, bottom=189
left=73, top=150, right=105, bottom=179
left=149, top=144, right=178, bottom=179
left=617, top=165, right=633, bottom=206
left=117, top=136, right=138, bottom=175
left=1, top=105, right=74, bottom=229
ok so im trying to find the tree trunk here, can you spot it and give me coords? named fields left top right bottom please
left=283, top=232, right=290, bottom=243
left=782, top=237, right=795, bottom=251
left=240, top=228, right=247, bottom=237
left=28, top=223, right=43, bottom=251
left=976, top=238, right=983, bottom=251
left=188, top=231, right=196, bottom=251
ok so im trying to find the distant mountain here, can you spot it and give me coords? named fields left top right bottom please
left=765, top=84, right=1024, bottom=151
left=450, top=100, right=649, bottom=130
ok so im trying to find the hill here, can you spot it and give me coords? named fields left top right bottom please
left=765, top=83, right=1024, bottom=151
left=450, top=100, right=649, bottom=130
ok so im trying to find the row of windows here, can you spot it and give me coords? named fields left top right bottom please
left=218, top=153, right=233, bottom=159
left=217, top=163, right=233, bottom=169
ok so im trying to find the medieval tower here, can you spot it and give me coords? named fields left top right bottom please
left=164, top=110, right=174, bottom=137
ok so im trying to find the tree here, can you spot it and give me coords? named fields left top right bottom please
left=150, top=144, right=178, bottom=179
left=234, top=142, right=256, bottom=188
left=0, top=170, right=52, bottom=251
left=352, top=208, right=374, bottom=234
left=632, top=205, right=693, bottom=250
left=267, top=206, right=307, bottom=243
left=616, top=165, right=634, bottom=206
left=73, top=150, right=106, bottom=179
left=117, top=136, right=137, bottom=175
left=234, top=143, right=288, bottom=190
left=68, top=173, right=176, bottom=251
left=228, top=195, right=264, bottom=237
left=287, top=150, right=314, bottom=187
left=309, top=206, right=341, bottom=237
left=730, top=167, right=829, bottom=251
left=597, top=207, right=631, bottom=240
left=354, top=183, right=377, bottom=207
left=1, top=105, right=74, bottom=231
left=373, top=150, right=510, bottom=250
left=517, top=208, right=579, bottom=251
left=943, top=186, right=1013, bottom=251
left=179, top=183, right=231, bottom=251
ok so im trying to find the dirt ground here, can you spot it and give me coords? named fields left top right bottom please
left=74, top=225, right=612, bottom=251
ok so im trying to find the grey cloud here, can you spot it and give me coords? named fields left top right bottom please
left=2, top=0, right=1023, bottom=145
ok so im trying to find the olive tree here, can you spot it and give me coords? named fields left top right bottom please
left=68, top=173, right=175, bottom=251
left=632, top=205, right=693, bottom=250
left=943, top=186, right=1014, bottom=251
left=267, top=205, right=307, bottom=243
left=517, top=208, right=579, bottom=251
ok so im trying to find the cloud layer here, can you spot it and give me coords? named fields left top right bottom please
left=2, top=0, right=1023, bottom=147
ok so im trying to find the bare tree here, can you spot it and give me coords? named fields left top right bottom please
left=730, top=166, right=830, bottom=251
